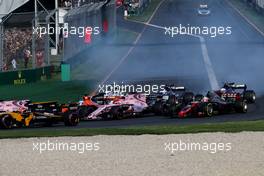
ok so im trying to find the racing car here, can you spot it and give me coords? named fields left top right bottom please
left=149, top=86, right=195, bottom=116
left=0, top=100, right=79, bottom=129
left=198, top=4, right=210, bottom=15
left=84, top=93, right=148, bottom=120
left=0, top=100, right=29, bottom=112
left=218, top=83, right=256, bottom=103
left=76, top=92, right=125, bottom=119
left=178, top=91, right=248, bottom=118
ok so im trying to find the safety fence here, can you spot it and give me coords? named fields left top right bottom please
left=0, top=12, right=52, bottom=72
left=72, top=0, right=107, bottom=8
left=63, top=0, right=116, bottom=62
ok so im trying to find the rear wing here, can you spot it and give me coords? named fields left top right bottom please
left=200, top=4, right=208, bottom=8
left=171, top=86, right=186, bottom=91
left=164, top=85, right=186, bottom=92
left=223, top=83, right=247, bottom=90
left=28, top=101, right=59, bottom=110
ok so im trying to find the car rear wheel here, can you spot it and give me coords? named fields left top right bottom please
left=244, top=90, right=256, bottom=103
left=235, top=101, right=248, bottom=113
left=203, top=103, right=213, bottom=117
left=153, top=101, right=163, bottom=115
left=183, top=92, right=194, bottom=104
left=64, top=113, right=80, bottom=126
left=77, top=106, right=96, bottom=119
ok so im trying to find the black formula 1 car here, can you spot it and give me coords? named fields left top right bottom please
left=218, top=82, right=256, bottom=103
left=28, top=101, right=80, bottom=126
left=149, top=86, right=195, bottom=116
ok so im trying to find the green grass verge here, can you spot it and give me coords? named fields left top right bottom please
left=1, top=120, right=264, bottom=139
left=0, top=79, right=93, bottom=103
left=127, top=0, right=162, bottom=23
left=229, top=0, right=264, bottom=32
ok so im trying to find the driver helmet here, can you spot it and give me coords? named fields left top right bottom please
left=220, top=88, right=226, bottom=93
left=202, top=97, right=209, bottom=102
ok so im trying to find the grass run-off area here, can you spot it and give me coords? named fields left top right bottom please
left=1, top=120, right=264, bottom=139
left=0, top=79, right=94, bottom=103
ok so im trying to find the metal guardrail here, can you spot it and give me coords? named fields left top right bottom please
left=63, top=0, right=116, bottom=62
left=72, top=0, right=107, bottom=8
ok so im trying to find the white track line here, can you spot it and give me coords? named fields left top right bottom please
left=92, top=0, right=165, bottom=94
left=198, top=37, right=219, bottom=90
left=226, top=0, right=264, bottom=37
left=123, top=21, right=220, bottom=90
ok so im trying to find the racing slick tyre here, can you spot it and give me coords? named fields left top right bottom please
left=103, top=107, right=123, bottom=120
left=0, top=114, right=13, bottom=129
left=103, top=113, right=114, bottom=120
left=113, top=108, right=124, bottom=120
left=77, top=106, right=97, bottom=119
left=243, top=90, right=256, bottom=103
left=166, top=96, right=178, bottom=117
left=235, top=101, right=248, bottom=113
left=64, top=113, right=80, bottom=126
left=153, top=101, right=163, bottom=115
left=202, top=103, right=213, bottom=117
left=162, top=105, right=171, bottom=116
left=183, top=92, right=194, bottom=104
left=169, top=105, right=179, bottom=118
left=195, top=94, right=204, bottom=101
left=44, top=121, right=53, bottom=127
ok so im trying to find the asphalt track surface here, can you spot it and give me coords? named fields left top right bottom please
left=9, top=0, right=264, bottom=130
left=75, top=0, right=264, bottom=128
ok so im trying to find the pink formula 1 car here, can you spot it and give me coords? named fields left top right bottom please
left=84, top=93, right=149, bottom=120
left=0, top=100, right=29, bottom=112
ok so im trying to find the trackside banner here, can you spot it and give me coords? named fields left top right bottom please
left=0, top=66, right=52, bottom=85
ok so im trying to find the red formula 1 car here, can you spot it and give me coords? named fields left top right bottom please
left=178, top=90, right=248, bottom=118
left=178, top=96, right=213, bottom=118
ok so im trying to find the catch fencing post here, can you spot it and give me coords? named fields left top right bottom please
left=0, top=19, right=3, bottom=71
left=32, top=19, right=36, bottom=69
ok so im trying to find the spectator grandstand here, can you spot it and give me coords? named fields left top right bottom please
left=3, top=27, right=44, bottom=70
left=0, top=0, right=115, bottom=71
left=60, top=0, right=72, bottom=8
left=0, top=0, right=62, bottom=71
